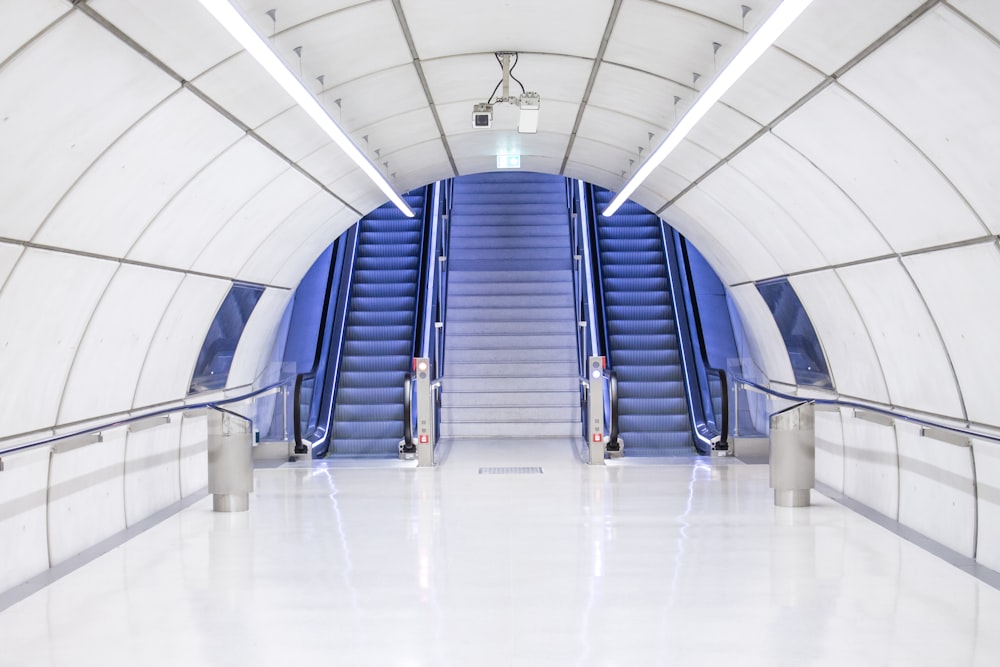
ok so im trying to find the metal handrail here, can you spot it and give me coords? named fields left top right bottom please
left=607, top=369, right=620, bottom=449
left=0, top=378, right=290, bottom=459
left=735, top=375, right=1000, bottom=445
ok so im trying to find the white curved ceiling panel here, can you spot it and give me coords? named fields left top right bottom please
left=353, top=108, right=441, bottom=161
left=268, top=208, right=361, bottom=288
left=227, top=288, right=292, bottom=388
left=841, top=6, right=1000, bottom=233
left=0, top=12, right=177, bottom=241
left=236, top=0, right=363, bottom=33
left=729, top=133, right=890, bottom=265
left=36, top=90, right=243, bottom=257
left=775, top=0, right=924, bottom=75
left=696, top=165, right=827, bottom=275
left=128, top=137, right=288, bottom=269
left=90, top=0, right=240, bottom=81
left=58, top=265, right=184, bottom=424
left=133, top=274, right=230, bottom=408
left=271, top=2, right=413, bottom=89
left=950, top=1, right=1000, bottom=41
left=775, top=84, right=984, bottom=252
left=255, top=105, right=333, bottom=163
left=193, top=51, right=294, bottom=130
left=239, top=194, right=349, bottom=286
left=325, top=170, right=399, bottom=218
left=0, top=0, right=67, bottom=65
left=605, top=0, right=739, bottom=91
left=0, top=242, right=23, bottom=288
left=671, top=188, right=782, bottom=282
left=191, top=169, right=322, bottom=277
left=788, top=270, right=889, bottom=403
left=297, top=144, right=363, bottom=192
left=323, top=64, right=426, bottom=132
left=402, top=0, right=613, bottom=61
left=0, top=249, right=116, bottom=438
left=448, top=128, right=571, bottom=171
left=563, top=162, right=621, bottom=195
left=575, top=106, right=669, bottom=172
left=836, top=258, right=963, bottom=418
left=728, top=284, right=795, bottom=385
left=665, top=0, right=777, bottom=32
left=377, top=140, right=450, bottom=191
left=904, top=243, right=1000, bottom=425
left=587, top=64, right=683, bottom=131
left=636, top=166, right=691, bottom=209
left=719, top=47, right=823, bottom=126
left=683, top=103, right=761, bottom=161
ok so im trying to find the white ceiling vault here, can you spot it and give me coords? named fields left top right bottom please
left=2, top=0, right=1000, bottom=439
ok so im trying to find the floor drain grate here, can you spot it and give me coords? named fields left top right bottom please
left=478, top=466, right=544, bottom=475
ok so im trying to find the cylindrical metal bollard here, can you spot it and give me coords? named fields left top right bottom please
left=207, top=409, right=254, bottom=512
left=769, top=401, right=815, bottom=507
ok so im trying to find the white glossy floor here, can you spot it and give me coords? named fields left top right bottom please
left=3, top=438, right=1000, bottom=666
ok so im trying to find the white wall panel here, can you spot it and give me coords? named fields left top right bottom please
left=814, top=407, right=845, bottom=492
left=587, top=63, right=687, bottom=131
left=728, top=284, right=795, bottom=385
left=192, top=51, right=294, bottom=130
left=267, top=210, right=360, bottom=288
left=179, top=411, right=209, bottom=497
left=731, top=134, right=890, bottom=265
left=133, top=275, right=230, bottom=408
left=841, top=7, right=1000, bottom=232
left=971, top=438, right=1000, bottom=572
left=227, top=289, right=292, bottom=388
left=0, top=250, right=116, bottom=438
left=837, top=259, right=963, bottom=418
left=58, top=265, right=184, bottom=425
left=842, top=412, right=898, bottom=520
left=255, top=106, right=334, bottom=163
left=238, top=193, right=345, bottom=285
left=321, top=63, right=426, bottom=133
left=0, top=0, right=67, bottom=65
left=0, top=242, right=24, bottom=288
left=36, top=91, right=242, bottom=257
left=123, top=418, right=181, bottom=526
left=676, top=188, right=783, bottom=282
left=191, top=170, right=321, bottom=277
left=0, top=12, right=177, bottom=241
left=789, top=271, right=889, bottom=403
left=950, top=1, right=1000, bottom=41
left=895, top=421, right=976, bottom=558
left=698, top=165, right=827, bottom=274
left=775, top=84, right=983, bottom=252
left=47, top=428, right=127, bottom=566
left=904, top=244, right=1000, bottom=427
left=0, top=446, right=51, bottom=595
left=776, top=0, right=924, bottom=74
left=720, top=48, right=824, bottom=125
left=685, top=104, right=762, bottom=161
left=662, top=205, right=746, bottom=286
left=89, top=0, right=239, bottom=80
left=128, top=138, right=288, bottom=269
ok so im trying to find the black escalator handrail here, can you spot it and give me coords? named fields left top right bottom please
left=292, top=371, right=315, bottom=454
left=735, top=376, right=1000, bottom=445
left=402, top=374, right=414, bottom=448
left=1, top=378, right=290, bottom=458
left=411, top=185, right=436, bottom=361
left=608, top=368, right=620, bottom=448
left=676, top=235, right=730, bottom=447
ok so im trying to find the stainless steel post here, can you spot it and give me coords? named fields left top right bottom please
left=769, top=401, right=815, bottom=507
left=207, top=409, right=254, bottom=512
left=586, top=356, right=605, bottom=466
left=413, top=357, right=435, bottom=467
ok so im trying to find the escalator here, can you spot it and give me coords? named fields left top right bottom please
left=590, top=187, right=696, bottom=455
left=325, top=189, right=428, bottom=457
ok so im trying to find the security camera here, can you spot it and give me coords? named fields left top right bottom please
left=472, top=103, right=493, bottom=128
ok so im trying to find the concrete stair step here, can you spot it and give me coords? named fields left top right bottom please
left=442, top=389, right=579, bottom=407
left=439, top=420, right=580, bottom=438
left=445, top=360, right=579, bottom=377
left=444, top=375, right=579, bottom=392
left=447, top=320, right=575, bottom=335
left=445, top=333, right=577, bottom=349
left=442, top=405, right=580, bottom=422
left=447, top=306, right=576, bottom=322
left=447, top=293, right=574, bottom=309
left=445, top=346, right=578, bottom=363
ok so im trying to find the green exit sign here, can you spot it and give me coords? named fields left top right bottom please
left=497, top=154, right=521, bottom=169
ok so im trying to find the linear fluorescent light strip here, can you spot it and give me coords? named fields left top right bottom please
left=198, top=0, right=414, bottom=217
left=602, top=0, right=814, bottom=217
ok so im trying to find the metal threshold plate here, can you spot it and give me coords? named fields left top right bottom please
left=478, top=466, right=543, bottom=475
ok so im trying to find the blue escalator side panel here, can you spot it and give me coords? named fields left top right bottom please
left=592, top=189, right=694, bottom=455
left=328, top=191, right=425, bottom=457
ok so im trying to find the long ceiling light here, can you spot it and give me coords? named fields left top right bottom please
left=602, top=0, right=814, bottom=217
left=197, top=0, right=414, bottom=217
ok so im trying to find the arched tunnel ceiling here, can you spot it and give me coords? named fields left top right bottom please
left=3, top=0, right=1000, bottom=437
left=6, top=0, right=998, bottom=292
